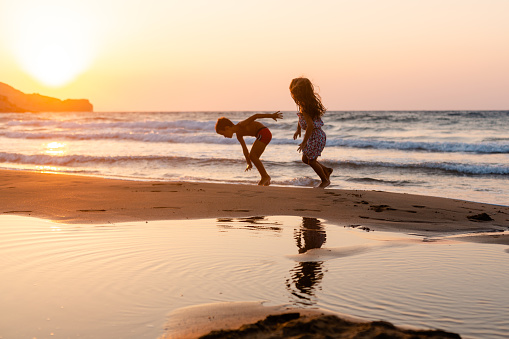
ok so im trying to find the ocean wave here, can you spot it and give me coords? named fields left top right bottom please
left=326, top=138, right=509, bottom=154
left=0, top=129, right=296, bottom=146
left=345, top=177, right=422, bottom=187
left=0, top=152, right=242, bottom=167
left=331, top=160, right=509, bottom=176
left=332, top=110, right=509, bottom=122
left=0, top=130, right=239, bottom=144
left=6, top=119, right=217, bottom=132
left=1, top=152, right=507, bottom=176
left=2, top=128, right=508, bottom=154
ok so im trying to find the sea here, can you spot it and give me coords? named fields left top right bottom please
left=0, top=110, right=508, bottom=206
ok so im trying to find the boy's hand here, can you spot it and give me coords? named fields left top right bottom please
left=245, top=163, right=253, bottom=172
left=271, top=111, right=283, bottom=121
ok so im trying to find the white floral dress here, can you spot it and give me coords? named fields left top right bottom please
left=297, top=113, right=326, bottom=160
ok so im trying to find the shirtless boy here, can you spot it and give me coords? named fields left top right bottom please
left=215, top=111, right=283, bottom=186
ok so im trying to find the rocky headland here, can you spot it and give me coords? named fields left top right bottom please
left=0, top=82, right=93, bottom=112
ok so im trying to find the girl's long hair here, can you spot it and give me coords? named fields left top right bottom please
left=289, top=77, right=326, bottom=120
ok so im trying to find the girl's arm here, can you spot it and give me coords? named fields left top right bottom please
left=242, top=111, right=282, bottom=124
left=297, top=113, right=315, bottom=152
left=237, top=135, right=252, bottom=171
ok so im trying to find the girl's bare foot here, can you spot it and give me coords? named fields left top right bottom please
left=317, top=179, right=330, bottom=188
left=314, top=167, right=332, bottom=188
left=325, top=167, right=333, bottom=180
left=258, top=177, right=271, bottom=186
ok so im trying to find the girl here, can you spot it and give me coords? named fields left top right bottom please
left=289, top=77, right=332, bottom=188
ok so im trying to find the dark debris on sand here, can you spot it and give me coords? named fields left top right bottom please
left=199, top=313, right=461, bottom=339
left=467, top=213, right=493, bottom=222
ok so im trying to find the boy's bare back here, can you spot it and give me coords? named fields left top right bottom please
left=235, top=120, right=265, bottom=138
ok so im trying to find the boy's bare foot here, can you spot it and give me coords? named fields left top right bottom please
left=258, top=177, right=271, bottom=186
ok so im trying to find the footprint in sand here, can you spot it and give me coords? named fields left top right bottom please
left=153, top=206, right=181, bottom=209
left=370, top=205, right=396, bottom=212
left=3, top=210, right=32, bottom=213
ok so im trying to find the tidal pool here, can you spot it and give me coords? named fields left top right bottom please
left=0, top=215, right=508, bottom=338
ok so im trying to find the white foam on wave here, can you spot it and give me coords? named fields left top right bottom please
left=327, top=138, right=509, bottom=154
left=277, top=177, right=318, bottom=187
left=334, top=159, right=509, bottom=175
left=3, top=126, right=508, bottom=154
left=1, top=151, right=507, bottom=176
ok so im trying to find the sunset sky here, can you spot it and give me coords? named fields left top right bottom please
left=1, top=0, right=508, bottom=112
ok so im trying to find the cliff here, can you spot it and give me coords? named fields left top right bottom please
left=0, top=82, right=93, bottom=112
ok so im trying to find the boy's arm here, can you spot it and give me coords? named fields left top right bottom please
left=242, top=111, right=283, bottom=124
left=237, top=135, right=253, bottom=171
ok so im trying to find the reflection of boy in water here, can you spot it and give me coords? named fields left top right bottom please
left=287, top=217, right=326, bottom=305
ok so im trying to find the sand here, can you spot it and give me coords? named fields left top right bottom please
left=1, top=170, right=508, bottom=237
left=1, top=169, right=508, bottom=338
left=160, top=302, right=461, bottom=339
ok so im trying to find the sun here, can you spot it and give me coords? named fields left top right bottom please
left=4, top=1, right=98, bottom=87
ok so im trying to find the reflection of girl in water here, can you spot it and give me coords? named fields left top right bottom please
left=295, top=217, right=326, bottom=254
left=286, top=217, right=326, bottom=306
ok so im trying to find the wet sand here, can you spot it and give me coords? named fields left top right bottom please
left=1, top=169, right=508, bottom=338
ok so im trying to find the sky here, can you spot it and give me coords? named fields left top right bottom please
left=1, top=0, right=509, bottom=112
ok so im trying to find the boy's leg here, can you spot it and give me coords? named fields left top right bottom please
left=249, top=140, right=270, bottom=186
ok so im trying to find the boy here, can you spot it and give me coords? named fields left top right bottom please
left=215, top=111, right=283, bottom=186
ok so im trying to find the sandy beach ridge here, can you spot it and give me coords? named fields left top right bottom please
left=1, top=170, right=507, bottom=240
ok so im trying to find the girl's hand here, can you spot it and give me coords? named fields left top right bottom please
left=271, top=111, right=283, bottom=121
left=297, top=142, right=306, bottom=153
left=245, top=163, right=253, bottom=172
left=293, top=130, right=301, bottom=140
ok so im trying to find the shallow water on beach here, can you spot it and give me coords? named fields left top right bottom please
left=1, top=215, right=508, bottom=339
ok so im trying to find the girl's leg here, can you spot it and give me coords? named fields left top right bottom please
left=302, top=155, right=331, bottom=188
left=318, top=161, right=333, bottom=180
left=250, top=140, right=271, bottom=186
left=303, top=155, right=333, bottom=180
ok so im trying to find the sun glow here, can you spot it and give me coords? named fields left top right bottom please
left=44, top=142, right=67, bottom=156
left=35, top=165, right=60, bottom=173
left=4, top=1, right=98, bottom=87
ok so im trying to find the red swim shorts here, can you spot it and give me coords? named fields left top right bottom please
left=255, top=127, right=272, bottom=145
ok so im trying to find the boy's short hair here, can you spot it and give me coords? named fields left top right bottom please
left=215, top=117, right=234, bottom=133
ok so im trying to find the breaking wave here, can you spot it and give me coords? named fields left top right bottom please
left=1, top=152, right=507, bottom=176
